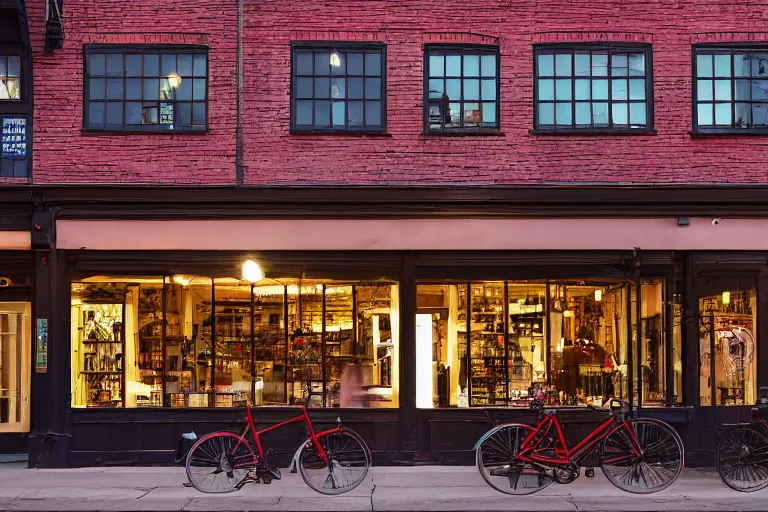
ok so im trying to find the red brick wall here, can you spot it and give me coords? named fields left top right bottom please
left=25, top=0, right=768, bottom=185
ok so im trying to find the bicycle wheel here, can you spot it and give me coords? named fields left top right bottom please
left=186, top=432, right=256, bottom=493
left=600, top=418, right=683, bottom=494
left=717, top=427, right=768, bottom=492
left=476, top=423, right=555, bottom=495
left=298, top=428, right=370, bottom=495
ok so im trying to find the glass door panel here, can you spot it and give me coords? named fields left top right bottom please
left=0, top=303, right=29, bottom=432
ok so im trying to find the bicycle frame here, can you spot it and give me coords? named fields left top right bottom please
left=518, top=412, right=643, bottom=467
left=233, top=406, right=341, bottom=466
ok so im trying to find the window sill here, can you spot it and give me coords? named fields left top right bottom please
left=422, top=130, right=505, bottom=137
left=290, top=130, right=392, bottom=137
left=529, top=128, right=657, bottom=136
left=689, top=130, right=768, bottom=137
left=80, top=128, right=209, bottom=135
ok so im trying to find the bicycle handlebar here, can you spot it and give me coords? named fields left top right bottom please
left=530, top=397, right=630, bottom=414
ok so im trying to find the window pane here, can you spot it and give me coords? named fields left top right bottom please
left=697, top=79, right=713, bottom=101
left=193, top=102, right=206, bottom=125
left=314, top=52, right=330, bottom=75
left=464, top=79, right=479, bottom=101
left=482, top=102, right=496, bottom=125
left=752, top=80, right=768, bottom=101
left=538, top=102, right=554, bottom=125
left=481, top=54, right=496, bottom=77
left=106, top=102, right=123, bottom=125
left=0, top=58, right=5, bottom=76
left=612, top=102, right=628, bottom=125
left=630, top=103, right=646, bottom=125
left=177, top=102, right=192, bottom=127
left=574, top=79, right=590, bottom=100
left=697, top=54, right=713, bottom=77
left=88, top=102, right=105, bottom=127
left=446, top=79, right=460, bottom=101
left=538, top=54, right=554, bottom=76
left=365, top=101, right=382, bottom=126
left=481, top=79, right=496, bottom=101
left=161, top=54, right=176, bottom=77
left=348, top=101, right=363, bottom=126
left=592, top=53, right=608, bottom=76
left=330, top=51, right=345, bottom=74
left=143, top=79, right=159, bottom=101
left=347, top=54, right=363, bottom=75
left=314, top=77, right=330, bottom=98
left=144, top=54, right=159, bottom=76
left=461, top=102, right=479, bottom=125
left=296, top=77, right=313, bottom=99
left=13, top=159, right=26, bottom=177
left=177, top=54, right=193, bottom=76
left=429, top=54, right=444, bottom=77
left=629, top=54, right=645, bottom=76
left=348, top=78, right=363, bottom=99
left=125, top=102, right=142, bottom=124
left=89, top=78, right=105, bottom=100
left=193, top=79, right=206, bottom=101
left=447, top=102, right=460, bottom=127
left=593, top=102, right=608, bottom=125
left=574, top=54, right=590, bottom=76
left=715, top=54, right=731, bottom=77
left=295, top=51, right=313, bottom=75
left=592, top=79, right=608, bottom=100
left=365, top=78, right=381, bottom=99
left=4, top=78, right=19, bottom=99
left=90, top=54, right=105, bottom=76
left=106, top=79, right=123, bottom=100
left=142, top=106, right=158, bottom=124
left=429, top=79, right=444, bottom=99
left=331, top=78, right=345, bottom=99
left=332, top=101, right=345, bottom=127
left=538, top=79, right=554, bottom=101
left=295, top=100, right=312, bottom=125
left=159, top=78, right=172, bottom=100
left=463, top=55, right=480, bottom=77
left=365, top=53, right=381, bottom=76
left=7, top=56, right=19, bottom=77
left=124, top=78, right=141, bottom=101
left=193, top=54, right=207, bottom=77
left=555, top=102, right=572, bottom=125
left=611, top=54, right=628, bottom=76
left=714, top=80, right=731, bottom=101
left=629, top=79, right=645, bottom=100
left=314, top=100, right=330, bottom=127
left=715, top=103, right=731, bottom=125
left=735, top=80, right=750, bottom=101
left=575, top=103, right=590, bottom=125
left=735, top=103, right=751, bottom=127
left=612, top=79, right=628, bottom=100
left=126, top=55, right=142, bottom=77
left=697, top=103, right=713, bottom=125
left=446, top=55, right=461, bottom=77
left=555, top=79, right=571, bottom=100
left=733, top=53, right=749, bottom=77
left=555, top=54, right=571, bottom=76
left=753, top=104, right=768, bottom=127
left=752, top=54, right=768, bottom=77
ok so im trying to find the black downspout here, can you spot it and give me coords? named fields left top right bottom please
left=235, top=0, right=244, bottom=186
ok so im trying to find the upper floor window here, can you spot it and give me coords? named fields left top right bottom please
left=83, top=46, right=208, bottom=132
left=534, top=45, right=653, bottom=132
left=0, top=55, right=20, bottom=100
left=291, top=44, right=386, bottom=133
left=424, top=46, right=499, bottom=134
left=693, top=47, right=768, bottom=133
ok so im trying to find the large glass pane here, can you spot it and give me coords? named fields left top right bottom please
left=641, top=280, right=665, bottom=406
left=186, top=279, right=213, bottom=407
left=507, top=283, right=546, bottom=405
left=106, top=54, right=123, bottom=77
left=131, top=283, right=163, bottom=407
left=288, top=281, right=323, bottom=406
left=0, top=303, right=30, bottom=432
left=213, top=280, right=253, bottom=408
left=324, top=286, right=353, bottom=406
left=252, top=283, right=287, bottom=405
left=538, top=54, right=554, bottom=76
left=697, top=54, right=713, bottom=78
left=463, top=55, right=480, bottom=77
left=469, top=282, right=506, bottom=406
left=556, top=102, right=572, bottom=125
left=429, top=54, right=444, bottom=77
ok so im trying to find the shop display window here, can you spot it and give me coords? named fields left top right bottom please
left=416, top=278, right=680, bottom=409
left=0, top=302, right=30, bottom=432
left=699, top=284, right=757, bottom=406
left=70, top=276, right=399, bottom=408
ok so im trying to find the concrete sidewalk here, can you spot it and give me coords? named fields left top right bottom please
left=0, top=463, right=763, bottom=511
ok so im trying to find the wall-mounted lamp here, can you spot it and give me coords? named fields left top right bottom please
left=722, top=291, right=731, bottom=305
left=242, top=260, right=264, bottom=283
left=594, top=289, right=602, bottom=302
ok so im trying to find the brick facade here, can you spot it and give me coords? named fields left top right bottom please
left=20, top=0, right=768, bottom=185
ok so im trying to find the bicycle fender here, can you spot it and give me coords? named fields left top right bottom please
left=474, top=423, right=517, bottom=451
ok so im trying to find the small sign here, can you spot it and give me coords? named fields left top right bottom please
left=160, top=104, right=174, bottom=126
left=2, top=117, right=26, bottom=157
left=36, top=318, right=48, bottom=373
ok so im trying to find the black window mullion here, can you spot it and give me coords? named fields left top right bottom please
left=731, top=52, right=736, bottom=128
left=571, top=51, right=576, bottom=130
left=607, top=50, right=613, bottom=129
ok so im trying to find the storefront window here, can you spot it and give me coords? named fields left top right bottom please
left=699, top=285, right=757, bottom=406
left=71, top=276, right=399, bottom=408
left=417, top=278, right=677, bottom=408
left=0, top=302, right=30, bottom=432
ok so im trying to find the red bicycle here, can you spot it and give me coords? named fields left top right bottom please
left=185, top=405, right=371, bottom=494
left=476, top=399, right=684, bottom=495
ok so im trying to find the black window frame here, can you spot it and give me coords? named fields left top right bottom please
left=533, top=43, right=654, bottom=134
left=82, top=44, right=209, bottom=134
left=290, top=42, right=387, bottom=134
left=422, top=44, right=501, bottom=135
left=692, top=44, right=768, bottom=135
left=0, top=43, right=30, bottom=178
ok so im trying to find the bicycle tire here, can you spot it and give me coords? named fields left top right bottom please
left=476, top=423, right=555, bottom=495
left=600, top=418, right=683, bottom=494
left=717, top=427, right=768, bottom=493
left=298, top=427, right=371, bottom=495
left=185, top=431, right=256, bottom=493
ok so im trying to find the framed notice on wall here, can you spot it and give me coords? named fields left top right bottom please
left=36, top=318, right=48, bottom=373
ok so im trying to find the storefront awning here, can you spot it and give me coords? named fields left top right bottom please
left=55, top=217, right=768, bottom=251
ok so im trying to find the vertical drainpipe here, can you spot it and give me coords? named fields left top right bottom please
left=235, top=0, right=244, bottom=186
